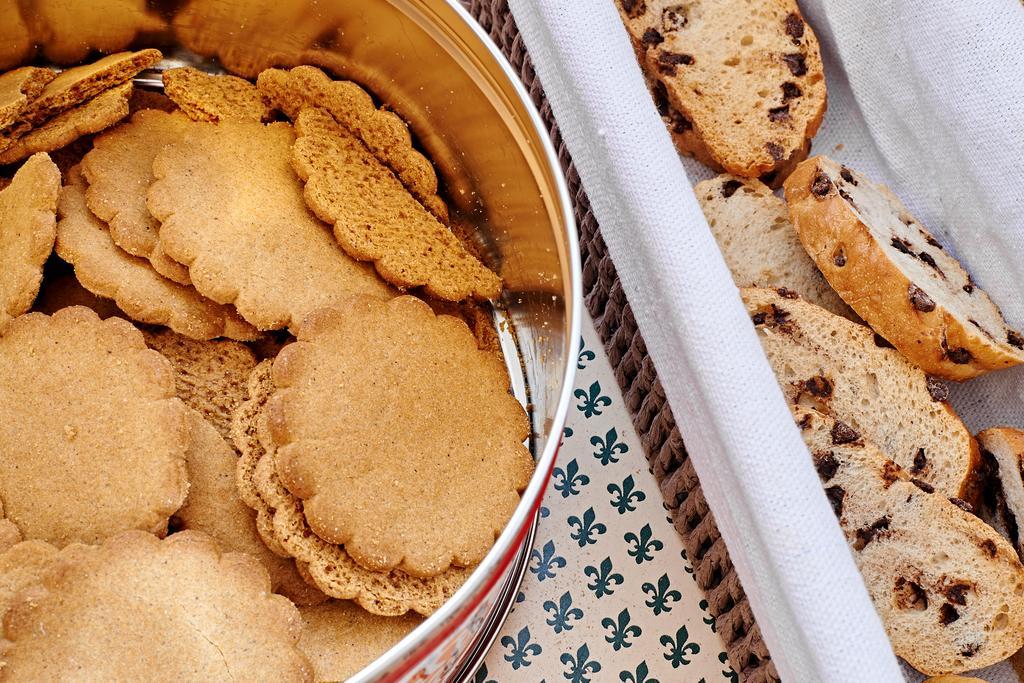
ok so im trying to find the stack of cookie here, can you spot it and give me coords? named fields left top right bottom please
left=0, top=54, right=531, bottom=680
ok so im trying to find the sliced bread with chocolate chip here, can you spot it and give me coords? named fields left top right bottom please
left=616, top=0, right=827, bottom=179
left=784, top=156, right=1024, bottom=380
left=978, top=427, right=1024, bottom=559
left=696, top=174, right=855, bottom=318
left=743, top=286, right=979, bottom=499
left=795, top=406, right=1024, bottom=676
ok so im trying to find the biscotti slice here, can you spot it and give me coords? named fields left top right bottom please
left=696, top=174, right=854, bottom=318
left=796, top=406, right=1024, bottom=676
left=616, top=0, right=826, bottom=178
left=743, top=286, right=978, bottom=498
left=784, top=156, right=1024, bottom=380
left=978, top=428, right=1024, bottom=559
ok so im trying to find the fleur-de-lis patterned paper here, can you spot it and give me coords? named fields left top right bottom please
left=480, top=314, right=731, bottom=681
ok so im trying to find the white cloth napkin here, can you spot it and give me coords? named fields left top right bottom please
left=505, top=0, right=1024, bottom=681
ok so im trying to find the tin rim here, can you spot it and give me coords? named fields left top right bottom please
left=349, top=1, right=582, bottom=681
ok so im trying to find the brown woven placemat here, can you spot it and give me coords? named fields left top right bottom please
left=463, top=2, right=780, bottom=681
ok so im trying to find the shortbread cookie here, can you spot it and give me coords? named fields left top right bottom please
left=173, top=0, right=342, bottom=78
left=163, top=67, right=271, bottom=123
left=29, top=0, right=166, bottom=64
left=1, top=530, right=311, bottom=680
left=56, top=168, right=257, bottom=340
left=0, top=0, right=32, bottom=71
left=293, top=108, right=499, bottom=301
left=173, top=410, right=326, bottom=605
left=148, top=120, right=395, bottom=331
left=0, top=307, right=189, bottom=546
left=257, top=65, right=448, bottom=222
left=617, top=0, right=826, bottom=178
left=695, top=174, right=854, bottom=318
left=785, top=156, right=1024, bottom=380
left=0, top=67, right=55, bottom=131
left=0, top=82, right=132, bottom=165
left=0, top=540, right=58, bottom=615
left=268, top=296, right=533, bottom=576
left=291, top=107, right=497, bottom=299
left=0, top=153, right=61, bottom=331
left=743, top=287, right=978, bottom=499
left=233, top=360, right=468, bottom=616
left=128, top=88, right=177, bottom=114
left=143, top=328, right=256, bottom=443
left=81, top=108, right=194, bottom=284
left=14, top=50, right=161, bottom=129
left=797, top=407, right=1024, bottom=675
left=33, top=272, right=124, bottom=319
left=978, top=428, right=1024, bottom=559
left=299, top=601, right=422, bottom=681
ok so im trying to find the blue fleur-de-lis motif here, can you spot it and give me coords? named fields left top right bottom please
left=602, top=608, right=642, bottom=651
left=552, top=458, right=590, bottom=498
left=529, top=540, right=566, bottom=582
left=590, top=427, right=628, bottom=465
left=699, top=598, right=718, bottom=632
left=561, top=426, right=574, bottom=447
left=584, top=556, right=624, bottom=598
left=661, top=625, right=701, bottom=668
left=680, top=548, right=696, bottom=576
left=619, top=661, right=660, bottom=683
left=473, top=663, right=497, bottom=683
left=608, top=474, right=646, bottom=514
left=561, top=644, right=602, bottom=683
left=574, top=381, right=611, bottom=418
left=567, top=506, right=606, bottom=547
left=539, top=505, right=550, bottom=519
left=643, top=573, right=682, bottom=615
left=720, top=652, right=738, bottom=682
left=544, top=590, right=583, bottom=633
left=501, top=626, right=542, bottom=670
left=625, top=523, right=663, bottom=564
left=577, top=336, right=596, bottom=369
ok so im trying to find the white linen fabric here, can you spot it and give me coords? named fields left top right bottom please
left=504, top=0, right=1024, bottom=680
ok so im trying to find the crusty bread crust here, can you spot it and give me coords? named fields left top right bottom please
left=617, top=0, right=826, bottom=178
left=784, top=156, right=1024, bottom=380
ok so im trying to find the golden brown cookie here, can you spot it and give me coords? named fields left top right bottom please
left=0, top=82, right=132, bottom=165
left=148, top=120, right=395, bottom=331
left=268, top=296, right=532, bottom=577
left=0, top=540, right=58, bottom=616
left=1, top=530, right=312, bottom=680
left=298, top=601, right=421, bottom=681
left=173, top=0, right=343, bottom=78
left=143, top=328, right=257, bottom=443
left=32, top=272, right=124, bottom=319
left=29, top=0, right=166, bottom=64
left=56, top=167, right=257, bottom=341
left=0, top=153, right=61, bottom=332
left=0, top=0, right=33, bottom=71
left=163, top=67, right=271, bottom=123
left=0, top=307, right=189, bottom=546
left=173, top=410, right=326, bottom=605
left=292, top=108, right=500, bottom=302
left=128, top=88, right=177, bottom=114
left=233, top=359, right=468, bottom=616
left=258, top=65, right=448, bottom=222
left=0, top=67, right=55, bottom=131
left=81, top=108, right=194, bottom=284
left=14, top=50, right=161, bottom=128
